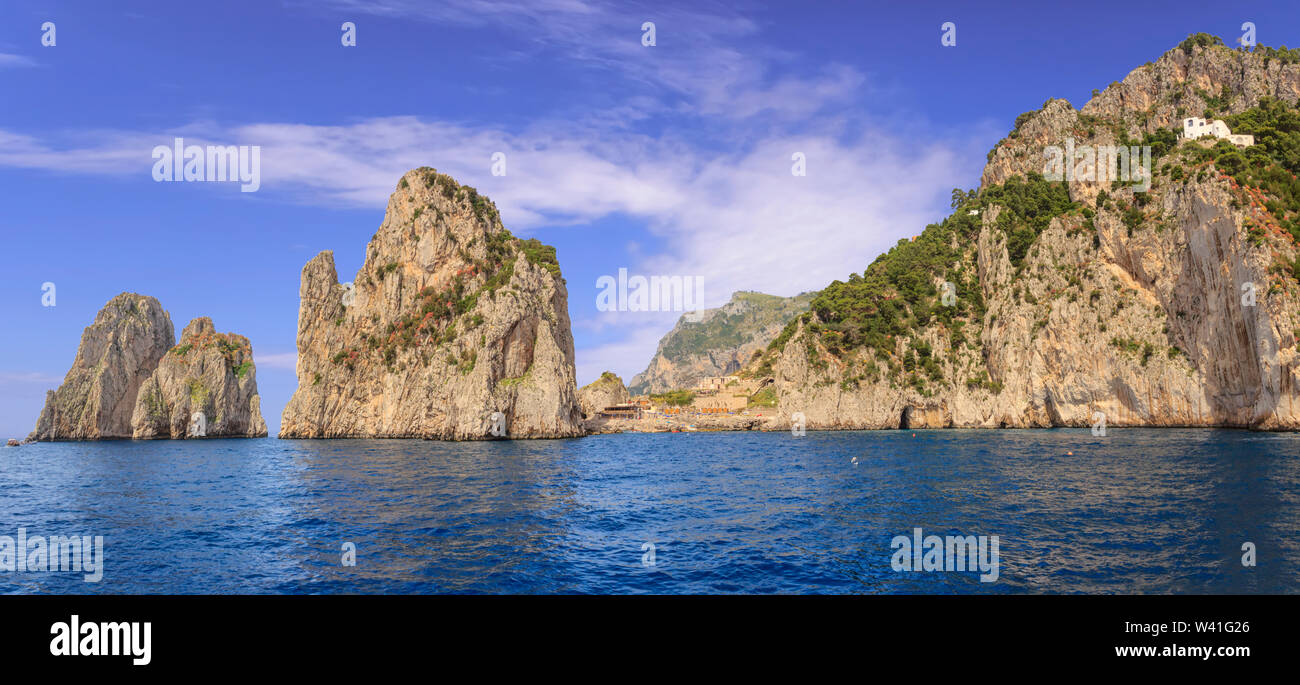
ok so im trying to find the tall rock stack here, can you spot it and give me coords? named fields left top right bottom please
left=28, top=293, right=175, bottom=441
left=28, top=294, right=267, bottom=441
left=279, top=167, right=584, bottom=439
left=131, top=317, right=269, bottom=439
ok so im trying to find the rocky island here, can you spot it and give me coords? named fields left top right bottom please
left=278, top=167, right=584, bottom=439
left=27, top=293, right=267, bottom=440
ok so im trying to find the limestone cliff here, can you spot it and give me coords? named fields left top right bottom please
left=629, top=291, right=815, bottom=394
left=748, top=37, right=1300, bottom=431
left=578, top=371, right=631, bottom=418
left=28, top=293, right=175, bottom=441
left=279, top=167, right=583, bottom=439
left=131, top=317, right=268, bottom=439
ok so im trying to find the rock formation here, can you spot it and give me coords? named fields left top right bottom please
left=629, top=291, right=815, bottom=395
left=28, top=293, right=175, bottom=441
left=278, top=167, right=584, bottom=439
left=131, top=317, right=268, bottom=438
left=747, top=36, right=1300, bottom=431
left=578, top=371, right=631, bottom=418
left=28, top=293, right=267, bottom=441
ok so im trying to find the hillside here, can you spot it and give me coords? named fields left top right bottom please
left=629, top=290, right=816, bottom=395
left=745, top=35, right=1300, bottom=430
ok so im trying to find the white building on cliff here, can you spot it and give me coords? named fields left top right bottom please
left=1180, top=117, right=1254, bottom=146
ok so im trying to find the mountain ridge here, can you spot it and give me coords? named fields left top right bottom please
left=628, top=290, right=816, bottom=395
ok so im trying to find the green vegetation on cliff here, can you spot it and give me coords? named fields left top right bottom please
left=747, top=385, right=777, bottom=408
left=1162, top=97, right=1300, bottom=278
left=582, top=371, right=625, bottom=391
left=757, top=173, right=1073, bottom=373
left=650, top=390, right=695, bottom=406
left=1219, top=97, right=1300, bottom=243
left=1177, top=32, right=1225, bottom=55
left=985, top=173, right=1077, bottom=269
left=519, top=238, right=562, bottom=280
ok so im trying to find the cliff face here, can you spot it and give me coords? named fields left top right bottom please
left=28, top=293, right=175, bottom=441
left=279, top=167, right=584, bottom=439
left=629, top=291, right=816, bottom=394
left=750, top=39, right=1300, bottom=431
left=578, top=371, right=631, bottom=418
left=131, top=317, right=268, bottom=439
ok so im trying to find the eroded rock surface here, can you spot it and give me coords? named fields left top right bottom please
left=579, top=371, right=631, bottom=418
left=28, top=293, right=174, bottom=441
left=131, top=317, right=268, bottom=439
left=279, top=168, right=583, bottom=439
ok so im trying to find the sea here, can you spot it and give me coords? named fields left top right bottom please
left=1, top=429, right=1296, bottom=594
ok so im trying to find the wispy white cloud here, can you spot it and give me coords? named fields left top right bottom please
left=255, top=351, right=298, bottom=370
left=0, top=53, right=38, bottom=69
left=0, top=129, right=161, bottom=175
left=574, top=321, right=668, bottom=387
left=311, top=0, right=858, bottom=123
left=0, top=371, right=62, bottom=384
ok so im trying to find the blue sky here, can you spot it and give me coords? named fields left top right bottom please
left=1, top=0, right=1296, bottom=437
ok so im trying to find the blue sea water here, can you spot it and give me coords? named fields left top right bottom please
left=1, top=429, right=1297, bottom=594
